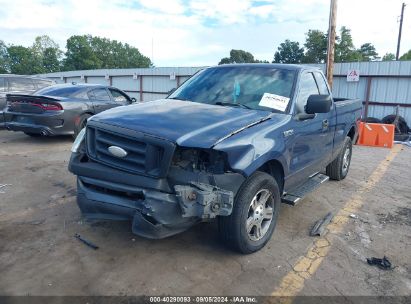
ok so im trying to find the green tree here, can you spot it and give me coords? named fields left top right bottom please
left=303, top=29, right=327, bottom=63
left=63, top=35, right=102, bottom=70
left=32, top=35, right=62, bottom=73
left=0, top=40, right=9, bottom=73
left=32, top=35, right=60, bottom=56
left=219, top=49, right=257, bottom=64
left=43, top=47, right=62, bottom=72
left=104, top=39, right=151, bottom=68
left=273, top=40, right=304, bottom=64
left=400, top=49, right=411, bottom=60
left=63, top=35, right=151, bottom=70
left=7, top=45, right=44, bottom=74
left=335, top=26, right=361, bottom=62
left=358, top=43, right=379, bottom=61
left=382, top=53, right=396, bottom=61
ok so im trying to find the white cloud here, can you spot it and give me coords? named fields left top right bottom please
left=0, top=0, right=409, bottom=66
left=337, top=0, right=411, bottom=57
left=138, top=0, right=186, bottom=14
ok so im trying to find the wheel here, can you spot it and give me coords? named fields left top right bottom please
left=24, top=132, right=41, bottom=137
left=381, top=114, right=409, bottom=134
left=218, top=171, right=280, bottom=254
left=73, top=114, right=91, bottom=139
left=326, top=137, right=352, bottom=181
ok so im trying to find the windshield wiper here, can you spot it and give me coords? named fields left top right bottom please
left=215, top=102, right=251, bottom=109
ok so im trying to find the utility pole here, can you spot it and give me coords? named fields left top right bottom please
left=396, top=3, right=406, bottom=60
left=326, top=0, right=338, bottom=89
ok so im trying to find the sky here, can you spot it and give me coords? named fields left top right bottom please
left=0, top=0, right=410, bottom=66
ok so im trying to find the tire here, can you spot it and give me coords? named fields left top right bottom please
left=394, top=134, right=410, bottom=142
left=73, top=114, right=91, bottom=139
left=24, top=132, right=41, bottom=137
left=381, top=114, right=409, bottom=134
left=218, top=171, right=280, bottom=254
left=326, top=137, right=352, bottom=181
left=364, top=117, right=381, bottom=124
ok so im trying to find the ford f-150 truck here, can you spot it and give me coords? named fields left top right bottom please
left=68, top=64, right=362, bottom=254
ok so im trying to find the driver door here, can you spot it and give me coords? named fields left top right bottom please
left=285, top=72, right=334, bottom=190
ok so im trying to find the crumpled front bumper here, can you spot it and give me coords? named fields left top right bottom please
left=76, top=175, right=235, bottom=239
left=77, top=176, right=191, bottom=239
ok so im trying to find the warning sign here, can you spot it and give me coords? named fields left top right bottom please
left=347, top=69, right=360, bottom=82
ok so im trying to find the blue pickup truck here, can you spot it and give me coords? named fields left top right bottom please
left=69, top=64, right=362, bottom=253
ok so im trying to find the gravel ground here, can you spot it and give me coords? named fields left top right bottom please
left=0, top=130, right=410, bottom=297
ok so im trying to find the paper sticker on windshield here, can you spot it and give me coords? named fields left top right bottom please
left=259, top=93, right=290, bottom=111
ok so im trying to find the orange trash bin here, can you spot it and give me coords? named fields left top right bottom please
left=357, top=122, right=395, bottom=148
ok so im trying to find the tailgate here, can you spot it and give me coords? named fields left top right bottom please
left=6, top=94, right=62, bottom=114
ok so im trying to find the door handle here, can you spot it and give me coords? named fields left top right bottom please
left=322, top=119, right=329, bottom=129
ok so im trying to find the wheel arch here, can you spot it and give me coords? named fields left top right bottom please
left=347, top=125, right=356, bottom=141
left=347, top=123, right=359, bottom=145
left=257, top=159, right=285, bottom=194
left=74, top=111, right=93, bottom=127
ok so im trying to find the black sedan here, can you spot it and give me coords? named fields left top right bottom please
left=4, top=83, right=135, bottom=138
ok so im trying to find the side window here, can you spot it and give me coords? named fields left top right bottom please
left=74, top=90, right=89, bottom=100
left=108, top=88, right=129, bottom=103
left=0, top=78, right=4, bottom=92
left=8, top=77, right=35, bottom=92
left=296, top=73, right=319, bottom=114
left=88, top=88, right=111, bottom=101
left=314, top=72, right=330, bottom=95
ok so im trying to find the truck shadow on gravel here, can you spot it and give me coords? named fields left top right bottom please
left=83, top=219, right=232, bottom=255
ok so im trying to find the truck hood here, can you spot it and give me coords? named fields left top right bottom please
left=90, top=99, right=275, bottom=148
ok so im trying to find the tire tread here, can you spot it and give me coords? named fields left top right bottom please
left=326, top=137, right=352, bottom=181
left=219, top=171, right=279, bottom=254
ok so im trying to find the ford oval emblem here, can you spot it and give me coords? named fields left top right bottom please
left=108, top=146, right=128, bottom=158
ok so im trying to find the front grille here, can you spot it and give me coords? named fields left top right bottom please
left=86, top=125, right=174, bottom=177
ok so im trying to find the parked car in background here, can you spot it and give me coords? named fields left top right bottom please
left=68, top=64, right=362, bottom=254
left=0, top=75, right=55, bottom=128
left=4, top=83, right=135, bottom=138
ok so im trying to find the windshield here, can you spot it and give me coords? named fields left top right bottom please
left=35, top=86, right=85, bottom=97
left=169, top=66, right=296, bottom=112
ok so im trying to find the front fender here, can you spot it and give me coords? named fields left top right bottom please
left=212, top=116, right=291, bottom=178
left=214, top=129, right=288, bottom=177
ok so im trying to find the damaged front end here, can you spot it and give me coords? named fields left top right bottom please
left=69, top=127, right=244, bottom=239
left=171, top=148, right=240, bottom=220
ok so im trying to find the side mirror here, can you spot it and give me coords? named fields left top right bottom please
left=305, top=94, right=332, bottom=114
left=131, top=97, right=137, bottom=103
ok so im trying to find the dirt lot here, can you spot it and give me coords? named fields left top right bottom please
left=0, top=129, right=410, bottom=297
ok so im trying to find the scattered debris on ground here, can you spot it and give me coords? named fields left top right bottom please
left=378, top=207, right=411, bottom=226
left=366, top=256, right=392, bottom=270
left=0, top=184, right=12, bottom=194
left=310, top=212, right=334, bottom=236
left=74, top=233, right=99, bottom=250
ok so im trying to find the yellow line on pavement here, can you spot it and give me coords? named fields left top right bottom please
left=271, top=144, right=402, bottom=298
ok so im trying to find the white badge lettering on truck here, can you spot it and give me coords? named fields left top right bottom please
left=259, top=93, right=290, bottom=112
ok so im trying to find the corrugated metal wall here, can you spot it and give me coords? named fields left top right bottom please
left=39, top=61, right=411, bottom=126
left=314, top=61, right=411, bottom=126
left=40, top=67, right=204, bottom=101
